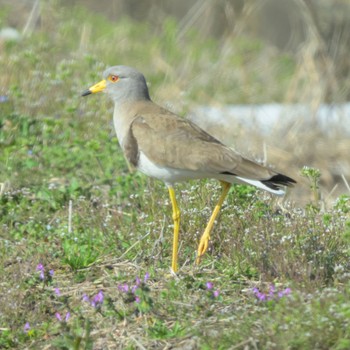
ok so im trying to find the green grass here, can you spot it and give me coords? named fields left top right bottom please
left=1, top=2, right=350, bottom=349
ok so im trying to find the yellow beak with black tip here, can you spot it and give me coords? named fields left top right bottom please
left=81, top=79, right=107, bottom=96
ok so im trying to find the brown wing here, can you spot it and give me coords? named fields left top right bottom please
left=130, top=112, right=277, bottom=180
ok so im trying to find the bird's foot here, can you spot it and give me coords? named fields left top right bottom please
left=196, top=232, right=210, bottom=265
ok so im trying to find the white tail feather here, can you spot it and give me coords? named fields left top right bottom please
left=236, top=176, right=285, bottom=196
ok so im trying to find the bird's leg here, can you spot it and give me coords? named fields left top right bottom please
left=168, top=186, right=180, bottom=273
left=196, top=181, right=231, bottom=264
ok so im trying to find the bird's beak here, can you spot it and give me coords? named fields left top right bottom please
left=81, top=79, right=107, bottom=96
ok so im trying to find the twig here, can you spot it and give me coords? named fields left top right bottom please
left=229, top=337, right=258, bottom=350
left=22, top=0, right=41, bottom=36
left=177, top=0, right=211, bottom=41
left=150, top=214, right=166, bottom=259
left=130, top=336, right=147, bottom=350
left=341, top=174, right=350, bottom=194
left=326, top=183, right=338, bottom=203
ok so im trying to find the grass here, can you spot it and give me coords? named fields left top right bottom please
left=1, top=1, right=350, bottom=349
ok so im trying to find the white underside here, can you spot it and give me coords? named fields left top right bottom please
left=138, top=152, right=285, bottom=195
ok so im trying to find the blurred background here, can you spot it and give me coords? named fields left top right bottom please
left=1, top=0, right=350, bottom=204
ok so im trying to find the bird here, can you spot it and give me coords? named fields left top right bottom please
left=82, top=66, right=296, bottom=273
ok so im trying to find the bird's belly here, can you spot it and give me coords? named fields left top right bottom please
left=137, top=152, right=208, bottom=185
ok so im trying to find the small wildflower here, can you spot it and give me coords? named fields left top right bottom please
left=278, top=287, right=291, bottom=298
left=135, top=296, right=141, bottom=303
left=253, top=287, right=266, bottom=301
left=206, top=282, right=220, bottom=299
left=118, top=283, right=129, bottom=293
left=94, top=290, right=104, bottom=303
left=284, top=287, right=291, bottom=295
left=36, top=263, right=45, bottom=280
left=49, top=269, right=54, bottom=277
left=257, top=292, right=266, bottom=301
left=253, top=285, right=291, bottom=302
left=23, top=322, right=30, bottom=333
left=54, top=288, right=61, bottom=296
left=82, top=293, right=90, bottom=302
left=91, top=290, right=104, bottom=307
left=135, top=276, right=141, bottom=286
left=206, top=282, right=213, bottom=290
left=131, top=285, right=138, bottom=294
left=55, top=312, right=70, bottom=322
left=144, top=272, right=150, bottom=283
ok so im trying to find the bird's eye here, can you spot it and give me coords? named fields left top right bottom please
left=109, top=75, right=119, bottom=82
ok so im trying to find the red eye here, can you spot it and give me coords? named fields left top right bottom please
left=109, top=75, right=119, bottom=82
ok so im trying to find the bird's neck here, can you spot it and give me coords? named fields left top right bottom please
left=117, top=80, right=151, bottom=102
left=112, top=100, right=151, bottom=150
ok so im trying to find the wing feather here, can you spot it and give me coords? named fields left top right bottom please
left=130, top=112, right=278, bottom=180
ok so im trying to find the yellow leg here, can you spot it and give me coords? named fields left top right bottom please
left=168, top=186, right=180, bottom=273
left=196, top=181, right=231, bottom=264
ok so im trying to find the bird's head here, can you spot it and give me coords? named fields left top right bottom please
left=82, top=65, right=150, bottom=102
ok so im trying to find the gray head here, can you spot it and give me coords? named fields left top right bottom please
left=82, top=65, right=151, bottom=102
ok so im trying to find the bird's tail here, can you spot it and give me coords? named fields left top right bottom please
left=236, top=173, right=296, bottom=196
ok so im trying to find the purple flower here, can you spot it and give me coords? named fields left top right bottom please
left=131, top=285, right=138, bottom=294
left=206, top=282, right=213, bottom=290
left=135, top=296, right=141, bottom=303
left=253, top=288, right=266, bottom=301
left=257, top=292, right=266, bottom=301
left=54, top=288, right=61, bottom=296
left=94, top=290, right=104, bottom=303
left=36, top=263, right=45, bottom=280
left=283, top=287, right=291, bottom=295
left=91, top=290, right=104, bottom=307
left=144, top=272, right=150, bottom=283
left=83, top=292, right=104, bottom=308
left=278, top=287, right=291, bottom=298
left=55, top=312, right=70, bottom=322
left=118, top=283, right=129, bottom=293
left=135, top=276, right=141, bottom=286
left=23, top=322, right=30, bottom=333
left=253, top=286, right=291, bottom=301
left=49, top=269, right=54, bottom=277
left=213, top=290, right=220, bottom=298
